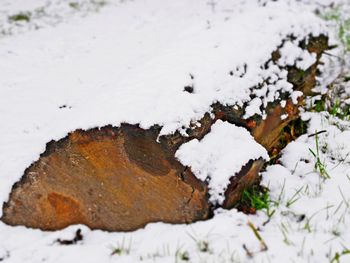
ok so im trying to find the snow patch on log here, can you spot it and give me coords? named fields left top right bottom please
left=278, top=42, right=317, bottom=70
left=175, top=120, right=269, bottom=204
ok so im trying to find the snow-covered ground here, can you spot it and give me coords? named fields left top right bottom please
left=1, top=0, right=350, bottom=262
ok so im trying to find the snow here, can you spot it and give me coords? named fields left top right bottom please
left=0, top=0, right=108, bottom=36
left=244, top=98, right=263, bottom=119
left=278, top=41, right=317, bottom=70
left=280, top=100, right=287, bottom=108
left=2, top=112, right=350, bottom=263
left=0, top=0, right=327, bottom=212
left=175, top=120, right=269, bottom=204
left=280, top=114, right=288, bottom=120
left=291, top=90, right=304, bottom=104
left=1, top=0, right=350, bottom=262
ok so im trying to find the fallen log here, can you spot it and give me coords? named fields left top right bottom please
left=1, top=35, right=329, bottom=231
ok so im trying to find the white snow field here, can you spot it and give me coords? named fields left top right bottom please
left=1, top=0, right=350, bottom=262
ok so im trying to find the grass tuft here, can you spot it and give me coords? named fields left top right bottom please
left=69, top=2, right=80, bottom=9
left=309, top=131, right=330, bottom=179
left=175, top=249, right=190, bottom=262
left=110, top=238, right=132, bottom=256
left=320, top=7, right=350, bottom=51
left=239, top=186, right=275, bottom=219
left=8, top=12, right=31, bottom=23
left=330, top=247, right=350, bottom=263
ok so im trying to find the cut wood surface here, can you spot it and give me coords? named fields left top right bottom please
left=2, top=125, right=210, bottom=231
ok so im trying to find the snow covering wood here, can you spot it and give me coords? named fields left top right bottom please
left=175, top=120, right=269, bottom=204
left=1, top=42, right=327, bottom=231
left=0, top=0, right=342, bottom=260
left=0, top=0, right=327, bottom=215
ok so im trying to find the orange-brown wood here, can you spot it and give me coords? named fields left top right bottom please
left=2, top=125, right=210, bottom=231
